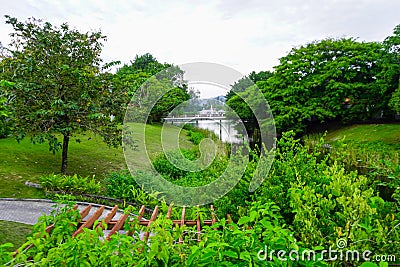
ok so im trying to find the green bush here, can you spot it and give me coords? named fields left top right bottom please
left=184, top=125, right=219, bottom=145
left=256, top=131, right=400, bottom=255
left=40, top=173, right=101, bottom=195
left=1, top=201, right=323, bottom=266
left=152, top=149, right=198, bottom=179
left=3, top=131, right=399, bottom=266
left=104, top=170, right=137, bottom=199
left=104, top=170, right=159, bottom=206
left=188, top=130, right=204, bottom=145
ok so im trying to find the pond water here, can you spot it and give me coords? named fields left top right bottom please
left=171, top=120, right=245, bottom=144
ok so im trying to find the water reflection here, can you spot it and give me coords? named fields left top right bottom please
left=171, top=120, right=244, bottom=144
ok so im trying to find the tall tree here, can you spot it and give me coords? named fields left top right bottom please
left=260, top=38, right=387, bottom=133
left=2, top=16, right=121, bottom=173
left=380, top=24, right=400, bottom=114
left=0, top=43, right=13, bottom=138
left=114, top=54, right=189, bottom=123
left=0, top=80, right=13, bottom=138
left=225, top=70, right=273, bottom=101
left=225, top=70, right=273, bottom=142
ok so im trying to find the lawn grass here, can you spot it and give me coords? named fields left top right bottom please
left=322, top=123, right=400, bottom=156
left=0, top=220, right=32, bottom=251
left=325, top=123, right=400, bottom=145
left=0, top=123, right=193, bottom=198
left=124, top=122, right=195, bottom=171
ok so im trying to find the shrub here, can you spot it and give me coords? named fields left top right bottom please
left=255, top=131, right=400, bottom=255
left=1, top=201, right=323, bottom=266
left=104, top=170, right=137, bottom=199
left=184, top=125, right=219, bottom=145
left=152, top=149, right=198, bottom=179
left=40, top=173, right=101, bottom=195
left=188, top=130, right=204, bottom=145
left=104, top=170, right=159, bottom=206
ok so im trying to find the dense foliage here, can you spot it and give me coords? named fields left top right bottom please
left=40, top=173, right=102, bottom=195
left=227, top=25, right=400, bottom=134
left=112, top=53, right=190, bottom=123
left=104, top=170, right=159, bottom=207
left=263, top=38, right=387, bottom=132
left=225, top=70, right=273, bottom=101
left=257, top=133, right=400, bottom=253
left=0, top=80, right=13, bottom=138
left=0, top=202, right=322, bottom=266
left=1, top=133, right=399, bottom=266
left=382, top=25, right=400, bottom=114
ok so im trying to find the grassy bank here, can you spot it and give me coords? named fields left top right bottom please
left=0, top=123, right=193, bottom=198
left=325, top=123, right=400, bottom=145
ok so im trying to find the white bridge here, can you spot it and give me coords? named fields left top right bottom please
left=163, top=115, right=229, bottom=123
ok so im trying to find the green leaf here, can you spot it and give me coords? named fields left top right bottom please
left=238, top=216, right=250, bottom=225
left=223, top=250, right=238, bottom=259
left=359, top=263, right=379, bottom=267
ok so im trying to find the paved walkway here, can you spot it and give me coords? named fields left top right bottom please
left=0, top=198, right=123, bottom=225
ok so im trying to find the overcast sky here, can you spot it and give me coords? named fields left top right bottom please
left=1, top=0, right=399, bottom=97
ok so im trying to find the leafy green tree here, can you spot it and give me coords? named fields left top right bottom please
left=2, top=16, right=121, bottom=173
left=380, top=24, right=400, bottom=114
left=119, top=53, right=167, bottom=75
left=226, top=85, right=257, bottom=122
left=0, top=43, right=13, bottom=138
left=260, top=38, right=387, bottom=133
left=225, top=70, right=274, bottom=146
left=125, top=76, right=190, bottom=123
left=225, top=70, right=273, bottom=101
left=114, top=54, right=189, bottom=123
left=0, top=80, right=13, bottom=138
left=389, top=84, right=400, bottom=114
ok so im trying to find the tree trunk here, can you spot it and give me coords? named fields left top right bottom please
left=61, top=133, right=70, bottom=174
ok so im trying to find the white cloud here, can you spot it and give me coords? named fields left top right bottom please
left=1, top=0, right=399, bottom=77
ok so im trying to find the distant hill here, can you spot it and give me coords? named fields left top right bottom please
left=196, top=96, right=226, bottom=106
left=213, top=95, right=227, bottom=102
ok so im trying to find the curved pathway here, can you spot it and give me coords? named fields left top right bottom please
left=0, top=198, right=123, bottom=225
